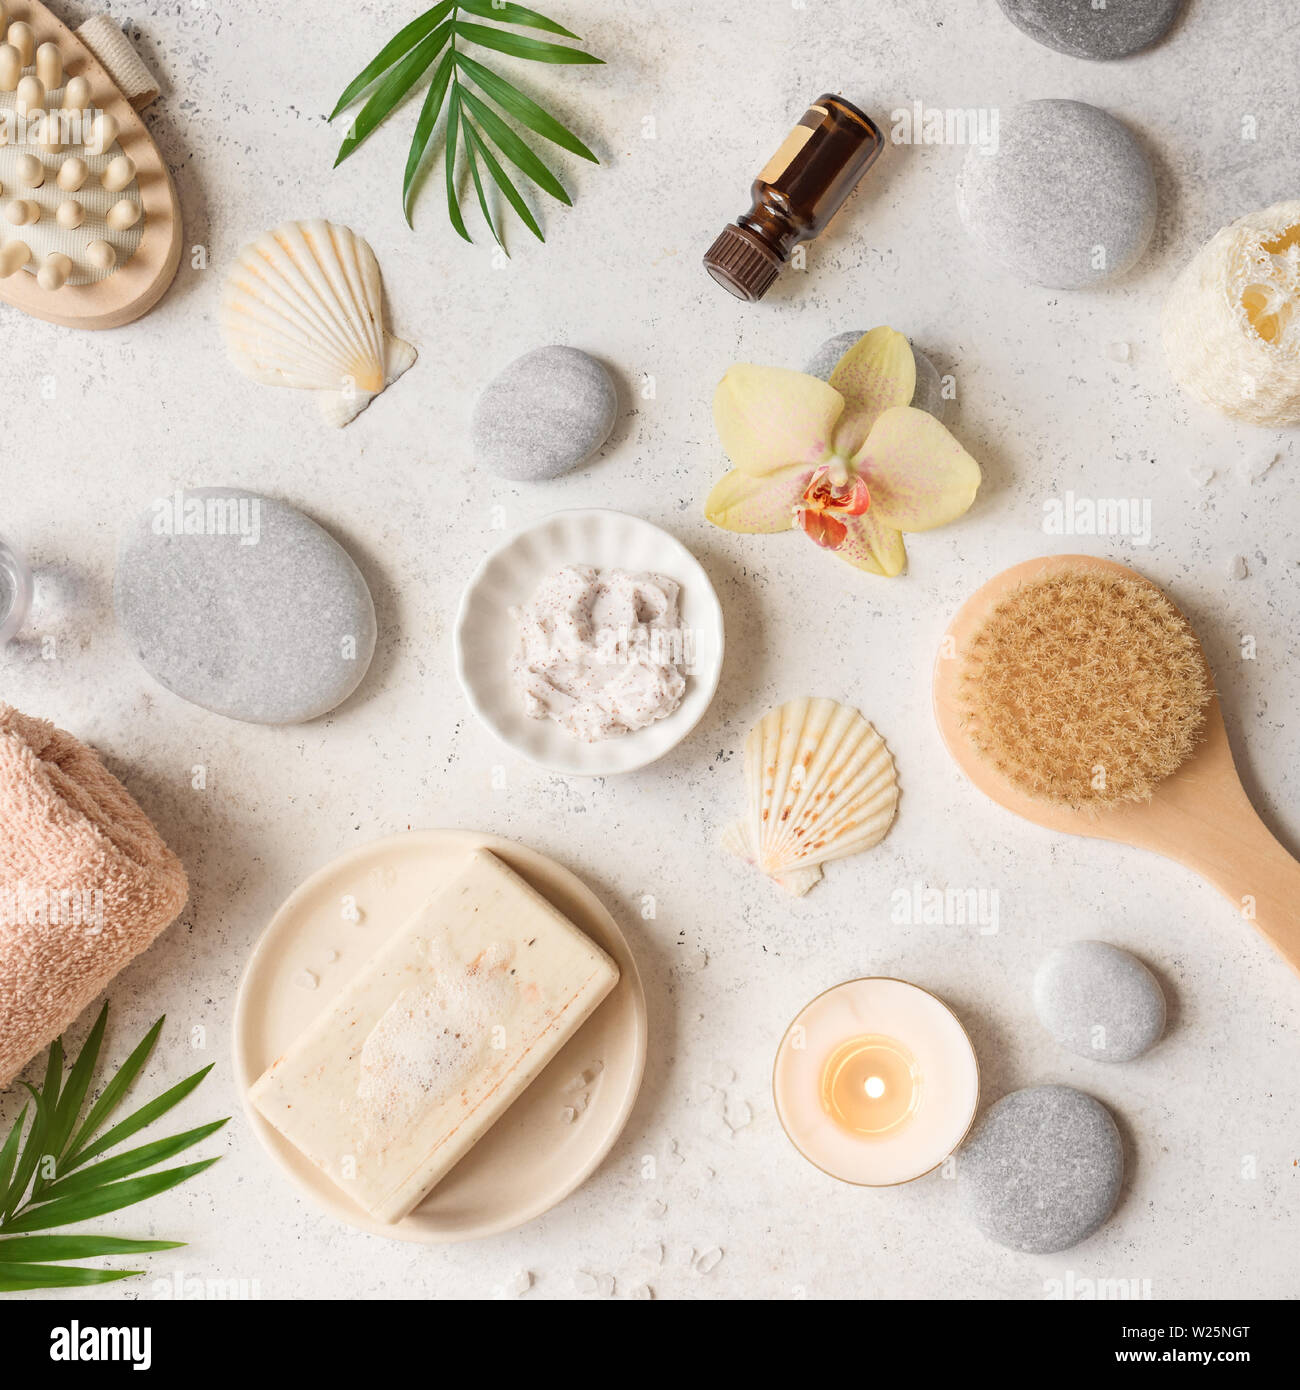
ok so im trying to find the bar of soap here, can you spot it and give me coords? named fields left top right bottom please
left=250, top=849, right=619, bottom=1223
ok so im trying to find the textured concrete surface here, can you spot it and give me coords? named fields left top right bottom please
left=2, top=0, right=1298, bottom=1300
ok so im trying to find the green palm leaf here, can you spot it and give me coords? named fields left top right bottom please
left=457, top=0, right=578, bottom=37
left=329, top=0, right=455, bottom=119
left=330, top=2, right=601, bottom=237
left=458, top=87, right=569, bottom=204
left=463, top=125, right=502, bottom=248
left=0, top=1234, right=183, bottom=1262
left=403, top=48, right=457, bottom=224
left=463, top=116, right=544, bottom=241
left=0, top=1008, right=221, bottom=1292
left=68, top=1065, right=213, bottom=1170
left=39, top=1004, right=107, bottom=1188
left=0, top=1263, right=140, bottom=1291
left=40, top=1039, right=62, bottom=1113
left=452, top=20, right=602, bottom=64
left=3, top=1083, right=50, bottom=1220
left=0, top=1106, right=27, bottom=1206
left=334, top=20, right=453, bottom=167
left=37, top=1120, right=227, bottom=1204
left=35, top=1117, right=228, bottom=1206
left=454, top=52, right=596, bottom=161
left=2, top=1159, right=220, bottom=1235
left=64, top=1015, right=164, bottom=1167
left=444, top=91, right=470, bottom=241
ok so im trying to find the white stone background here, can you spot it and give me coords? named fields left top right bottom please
left=3, top=0, right=1299, bottom=1301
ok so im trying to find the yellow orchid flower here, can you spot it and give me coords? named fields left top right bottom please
left=705, top=327, right=981, bottom=575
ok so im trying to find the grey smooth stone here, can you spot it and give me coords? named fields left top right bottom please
left=960, top=1085, right=1123, bottom=1254
left=1034, top=940, right=1166, bottom=1062
left=956, top=99, right=1156, bottom=289
left=472, top=345, right=617, bottom=481
left=996, top=0, right=1182, bottom=61
left=115, top=488, right=376, bottom=725
left=804, top=331, right=948, bottom=423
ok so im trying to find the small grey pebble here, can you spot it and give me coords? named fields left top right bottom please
left=960, top=1085, right=1123, bottom=1254
left=1227, top=553, right=1248, bottom=580
left=996, top=0, right=1182, bottom=61
left=115, top=488, right=376, bottom=725
left=1034, top=940, right=1166, bottom=1062
left=957, top=99, right=1156, bottom=289
left=804, top=330, right=948, bottom=423
left=472, top=345, right=617, bottom=481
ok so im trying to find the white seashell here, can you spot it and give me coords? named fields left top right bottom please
left=1162, top=200, right=1300, bottom=427
left=219, top=219, right=416, bottom=428
left=722, top=697, right=898, bottom=896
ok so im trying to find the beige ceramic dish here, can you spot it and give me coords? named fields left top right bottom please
left=233, top=829, right=648, bottom=1243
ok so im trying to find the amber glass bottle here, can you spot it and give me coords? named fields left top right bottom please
left=704, top=95, right=884, bottom=302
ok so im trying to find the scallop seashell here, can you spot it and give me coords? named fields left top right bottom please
left=220, top=219, right=416, bottom=428
left=722, top=697, right=899, bottom=895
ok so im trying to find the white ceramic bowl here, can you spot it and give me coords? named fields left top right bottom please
left=454, top=509, right=725, bottom=775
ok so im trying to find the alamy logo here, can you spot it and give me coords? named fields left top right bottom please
left=1044, top=1270, right=1153, bottom=1301
left=890, top=882, right=1000, bottom=935
left=151, top=490, right=262, bottom=545
left=0, top=883, right=104, bottom=931
left=50, top=1322, right=151, bottom=1370
left=890, top=101, right=999, bottom=155
left=592, top=624, right=698, bottom=672
left=152, top=1269, right=261, bottom=1300
left=0, top=109, right=100, bottom=148
left=1042, top=491, right=1152, bottom=546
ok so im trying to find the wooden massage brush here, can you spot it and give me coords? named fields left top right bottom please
left=934, top=554, right=1300, bottom=977
left=0, top=1, right=180, bottom=328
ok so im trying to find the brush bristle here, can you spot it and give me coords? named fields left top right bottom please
left=958, top=571, right=1211, bottom=810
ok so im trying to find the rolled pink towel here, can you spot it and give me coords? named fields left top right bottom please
left=0, top=704, right=188, bottom=1085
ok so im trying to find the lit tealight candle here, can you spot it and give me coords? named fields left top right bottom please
left=774, top=978, right=979, bottom=1186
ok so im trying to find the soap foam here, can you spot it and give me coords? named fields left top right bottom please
left=352, top=941, right=517, bottom=1150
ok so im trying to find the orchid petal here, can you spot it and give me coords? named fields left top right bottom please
left=853, top=406, right=981, bottom=533
left=834, top=511, right=907, bottom=576
left=714, top=365, right=844, bottom=478
left=828, top=327, right=916, bottom=457
left=797, top=509, right=848, bottom=549
left=704, top=466, right=806, bottom=533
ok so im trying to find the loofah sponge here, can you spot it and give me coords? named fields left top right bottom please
left=1163, top=200, right=1300, bottom=426
left=0, top=704, right=187, bottom=1084
left=958, top=572, right=1210, bottom=810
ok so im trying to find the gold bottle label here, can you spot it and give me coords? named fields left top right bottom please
left=758, top=104, right=827, bottom=184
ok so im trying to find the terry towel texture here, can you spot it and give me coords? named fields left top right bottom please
left=0, top=704, right=188, bottom=1085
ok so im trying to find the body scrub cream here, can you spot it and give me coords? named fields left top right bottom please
left=511, top=565, right=688, bottom=742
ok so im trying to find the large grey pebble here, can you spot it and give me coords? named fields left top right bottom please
left=115, top=488, right=376, bottom=724
left=804, top=330, right=948, bottom=423
left=1034, top=940, right=1165, bottom=1062
left=957, top=99, right=1156, bottom=288
left=996, top=0, right=1182, bottom=61
left=472, top=345, right=617, bottom=481
left=960, top=1085, right=1123, bottom=1253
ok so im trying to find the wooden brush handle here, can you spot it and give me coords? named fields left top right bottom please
left=1189, top=800, right=1300, bottom=977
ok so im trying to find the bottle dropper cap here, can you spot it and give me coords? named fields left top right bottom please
left=703, top=224, right=783, bottom=302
